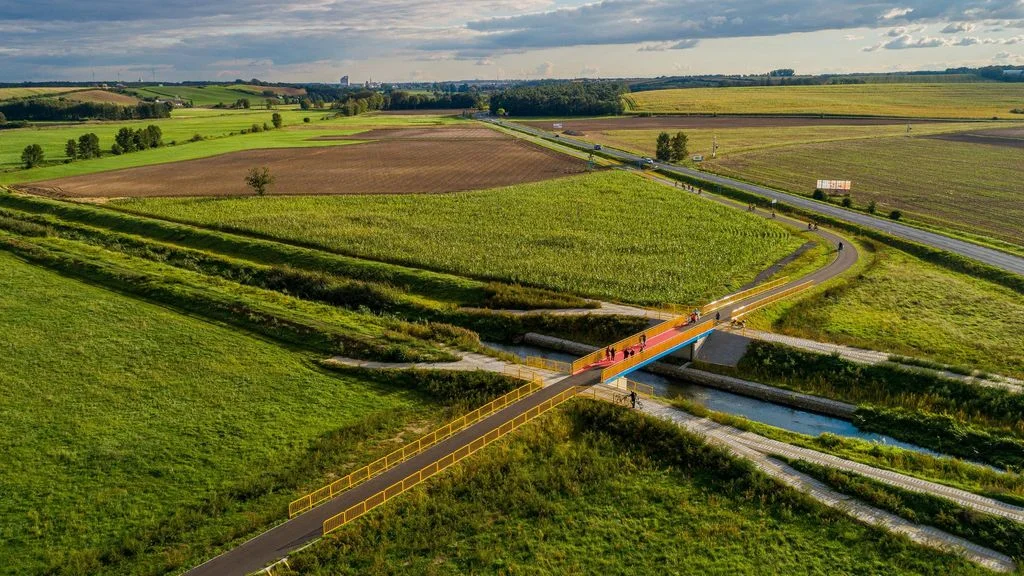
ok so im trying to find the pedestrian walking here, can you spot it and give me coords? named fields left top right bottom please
left=611, top=346, right=616, bottom=359
left=630, top=391, right=637, bottom=409
left=715, top=311, right=721, bottom=323
left=838, top=241, right=844, bottom=252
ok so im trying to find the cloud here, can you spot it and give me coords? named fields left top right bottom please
left=844, top=34, right=864, bottom=40
left=535, top=61, right=554, bottom=77
left=881, top=7, right=914, bottom=20
left=580, top=65, right=600, bottom=76
left=638, top=39, right=699, bottom=51
left=475, top=58, right=493, bottom=66
left=887, top=25, right=925, bottom=36
left=941, top=22, right=976, bottom=33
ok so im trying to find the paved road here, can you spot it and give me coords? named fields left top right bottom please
left=484, top=117, right=1024, bottom=277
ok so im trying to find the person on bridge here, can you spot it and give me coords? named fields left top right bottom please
left=640, top=333, right=647, bottom=346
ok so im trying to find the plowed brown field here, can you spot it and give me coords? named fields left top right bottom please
left=28, top=130, right=586, bottom=198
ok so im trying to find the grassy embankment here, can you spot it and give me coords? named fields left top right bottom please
left=0, top=193, right=648, bottom=348
left=705, top=340, right=1024, bottom=471
left=624, top=83, right=1024, bottom=118
left=748, top=242, right=1024, bottom=380
left=281, top=400, right=993, bottom=575
left=789, top=460, right=1024, bottom=564
left=0, top=87, right=86, bottom=100
left=0, top=247, right=534, bottom=576
left=673, top=398, right=1024, bottom=508
left=129, top=85, right=274, bottom=106
left=113, top=170, right=806, bottom=306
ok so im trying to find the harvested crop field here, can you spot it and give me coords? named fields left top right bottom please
left=520, top=116, right=934, bottom=133
left=377, top=109, right=465, bottom=116
left=311, top=127, right=503, bottom=140
left=928, top=127, right=1024, bottom=149
left=27, top=136, right=586, bottom=198
left=60, top=89, right=141, bottom=105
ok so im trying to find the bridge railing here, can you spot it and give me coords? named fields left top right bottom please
left=730, top=280, right=814, bottom=321
left=525, top=356, right=571, bottom=374
left=289, top=378, right=543, bottom=517
left=322, top=385, right=583, bottom=535
left=599, top=322, right=712, bottom=382
left=700, top=277, right=789, bottom=316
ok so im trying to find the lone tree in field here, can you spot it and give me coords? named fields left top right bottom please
left=272, top=112, right=283, bottom=129
left=655, top=132, right=672, bottom=162
left=21, top=144, right=44, bottom=168
left=670, top=131, right=688, bottom=162
left=65, top=139, right=77, bottom=161
left=245, top=167, right=274, bottom=196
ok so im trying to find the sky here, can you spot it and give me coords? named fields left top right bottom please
left=0, top=0, right=1022, bottom=82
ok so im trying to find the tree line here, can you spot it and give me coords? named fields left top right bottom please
left=655, top=132, right=688, bottom=162
left=296, top=89, right=483, bottom=113
left=489, top=82, right=627, bottom=116
left=0, top=100, right=172, bottom=121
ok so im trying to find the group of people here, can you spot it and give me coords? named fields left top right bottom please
left=604, top=333, right=649, bottom=363
left=673, top=181, right=703, bottom=195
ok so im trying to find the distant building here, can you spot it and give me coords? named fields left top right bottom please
left=339, top=75, right=349, bottom=86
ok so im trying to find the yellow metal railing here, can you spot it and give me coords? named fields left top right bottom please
left=289, top=378, right=543, bottom=517
left=730, top=280, right=814, bottom=321
left=322, top=385, right=583, bottom=535
left=526, top=356, right=571, bottom=374
left=571, top=310, right=698, bottom=373
left=502, top=364, right=545, bottom=382
left=599, top=322, right=711, bottom=382
left=627, top=379, right=655, bottom=398
left=700, top=277, right=789, bottom=316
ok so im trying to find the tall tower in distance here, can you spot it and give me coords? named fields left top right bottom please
left=339, top=75, right=349, bottom=87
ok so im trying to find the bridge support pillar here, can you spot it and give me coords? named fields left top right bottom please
left=664, top=335, right=707, bottom=363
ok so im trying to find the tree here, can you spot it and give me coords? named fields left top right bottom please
left=812, top=189, right=827, bottom=200
left=21, top=144, right=44, bottom=168
left=65, top=139, right=77, bottom=160
left=299, top=99, right=312, bottom=110
left=889, top=210, right=903, bottom=221
left=670, top=131, right=688, bottom=162
left=655, top=132, right=672, bottom=162
left=77, top=133, right=100, bottom=159
left=245, top=167, right=274, bottom=196
left=272, top=112, right=283, bottom=129
left=115, top=127, right=138, bottom=153
left=143, top=125, right=163, bottom=148
left=840, top=197, right=853, bottom=208
left=867, top=200, right=877, bottom=214
left=265, top=98, right=275, bottom=109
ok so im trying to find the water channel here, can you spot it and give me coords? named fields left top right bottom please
left=488, top=342, right=940, bottom=456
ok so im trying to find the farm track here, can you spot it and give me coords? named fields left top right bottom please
left=487, top=116, right=1024, bottom=276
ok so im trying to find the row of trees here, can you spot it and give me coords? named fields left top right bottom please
left=65, top=133, right=102, bottom=161
left=112, top=125, right=163, bottom=155
left=655, top=132, right=688, bottom=162
left=489, top=82, right=627, bottom=116
left=0, top=100, right=172, bottom=121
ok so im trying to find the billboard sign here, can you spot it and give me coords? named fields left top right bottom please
left=816, top=179, right=852, bottom=191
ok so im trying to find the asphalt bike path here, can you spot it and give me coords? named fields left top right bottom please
left=185, top=199, right=858, bottom=575
left=483, top=117, right=1024, bottom=276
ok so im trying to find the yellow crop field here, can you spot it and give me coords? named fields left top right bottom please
left=625, top=83, right=1024, bottom=119
left=0, top=87, right=84, bottom=101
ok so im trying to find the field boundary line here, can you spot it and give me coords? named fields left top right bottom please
left=289, top=378, right=543, bottom=517
left=322, top=385, right=583, bottom=534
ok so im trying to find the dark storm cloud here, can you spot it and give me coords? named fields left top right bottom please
left=424, top=0, right=1023, bottom=52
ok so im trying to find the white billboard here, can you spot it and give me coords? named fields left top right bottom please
left=816, top=180, right=852, bottom=191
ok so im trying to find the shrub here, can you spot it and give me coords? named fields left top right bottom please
left=840, top=197, right=852, bottom=208
left=245, top=167, right=274, bottom=196
left=867, top=200, right=877, bottom=214
left=303, top=117, right=311, bottom=123
left=272, top=112, right=283, bottom=129
left=190, top=133, right=204, bottom=142
left=811, top=189, right=826, bottom=201
left=889, top=210, right=902, bottom=220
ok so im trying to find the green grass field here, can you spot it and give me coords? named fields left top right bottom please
left=0, top=249, right=438, bottom=575
left=625, top=83, right=1024, bottom=118
left=130, top=85, right=263, bottom=106
left=1, top=112, right=468, bottom=183
left=751, top=243, right=1024, bottom=379
left=706, top=136, right=1024, bottom=248
left=284, top=402, right=991, bottom=576
left=114, top=171, right=806, bottom=305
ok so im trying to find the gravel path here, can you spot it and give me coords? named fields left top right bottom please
left=643, top=401, right=1018, bottom=573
